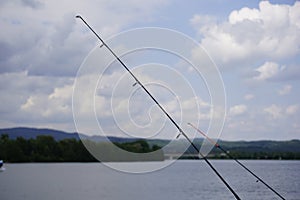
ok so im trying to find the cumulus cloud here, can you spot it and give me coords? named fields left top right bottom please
left=253, top=61, right=285, bottom=81
left=188, top=2, right=300, bottom=140
left=251, top=62, right=300, bottom=82
left=264, top=104, right=299, bottom=119
left=0, top=0, right=169, bottom=76
left=229, top=104, right=247, bottom=116
left=1, top=1, right=299, bottom=140
left=224, top=103, right=300, bottom=140
left=0, top=71, right=73, bottom=125
left=191, top=1, right=300, bottom=67
left=0, top=0, right=173, bottom=134
left=264, top=104, right=282, bottom=119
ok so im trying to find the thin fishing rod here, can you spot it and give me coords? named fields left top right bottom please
left=188, top=123, right=285, bottom=200
left=76, top=15, right=241, bottom=200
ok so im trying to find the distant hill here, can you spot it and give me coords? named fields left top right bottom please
left=218, top=140, right=300, bottom=153
left=0, top=127, right=146, bottom=143
left=0, top=127, right=81, bottom=140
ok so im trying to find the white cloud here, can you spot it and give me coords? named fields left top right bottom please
left=187, top=2, right=300, bottom=140
left=229, top=6, right=260, bottom=24
left=229, top=104, right=247, bottom=116
left=253, top=61, right=285, bottom=81
left=278, top=84, right=292, bottom=95
left=20, top=85, right=73, bottom=119
left=0, top=71, right=74, bottom=126
left=0, top=0, right=169, bottom=76
left=223, top=102, right=300, bottom=140
left=0, top=1, right=299, bottom=141
left=0, top=0, right=173, bottom=135
left=264, top=104, right=282, bottom=119
left=191, top=1, right=300, bottom=67
left=21, top=96, right=35, bottom=110
left=251, top=63, right=300, bottom=82
left=263, top=104, right=298, bottom=119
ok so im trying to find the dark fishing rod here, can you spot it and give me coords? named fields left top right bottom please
left=76, top=15, right=241, bottom=200
left=188, top=123, right=285, bottom=200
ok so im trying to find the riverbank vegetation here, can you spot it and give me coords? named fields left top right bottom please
left=0, top=134, right=163, bottom=162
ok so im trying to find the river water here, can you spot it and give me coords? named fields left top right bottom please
left=0, top=160, right=299, bottom=200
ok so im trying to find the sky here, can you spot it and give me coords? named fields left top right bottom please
left=0, top=0, right=299, bottom=141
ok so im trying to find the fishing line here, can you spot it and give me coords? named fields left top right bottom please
left=188, top=122, right=285, bottom=200
left=76, top=15, right=241, bottom=200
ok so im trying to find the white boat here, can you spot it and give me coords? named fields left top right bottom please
left=0, top=160, right=5, bottom=172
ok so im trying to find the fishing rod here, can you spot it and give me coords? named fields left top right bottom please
left=76, top=15, right=241, bottom=200
left=188, top=123, right=286, bottom=200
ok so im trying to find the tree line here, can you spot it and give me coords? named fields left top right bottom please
left=0, top=134, right=162, bottom=162
left=182, top=143, right=300, bottom=160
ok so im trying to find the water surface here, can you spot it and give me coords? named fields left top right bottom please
left=0, top=160, right=299, bottom=200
